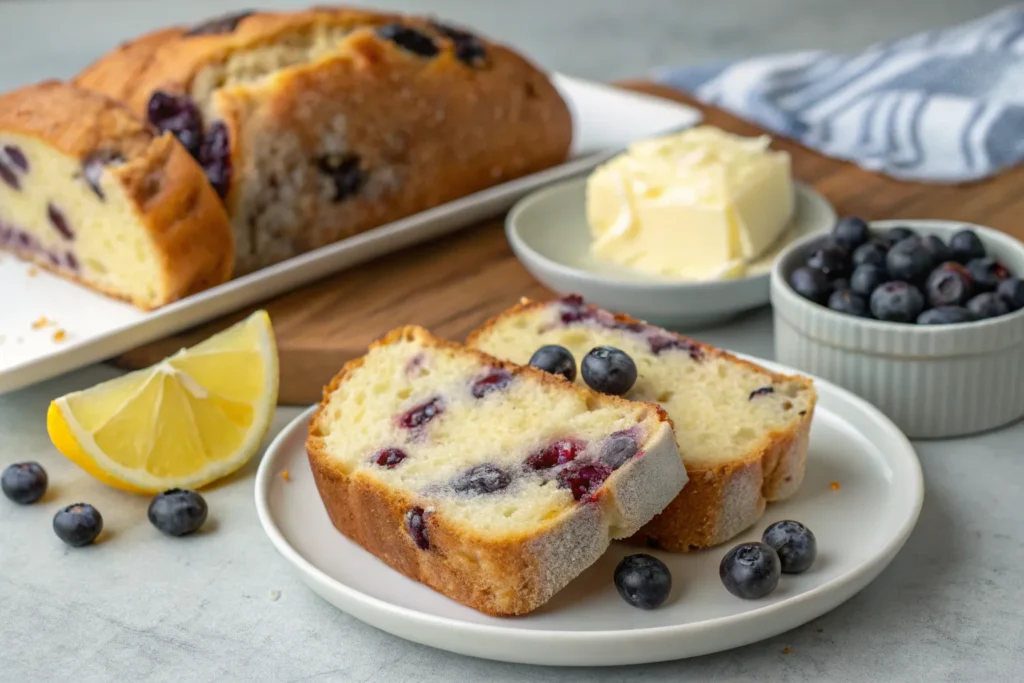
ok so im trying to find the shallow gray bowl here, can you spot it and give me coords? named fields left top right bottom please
left=506, top=176, right=835, bottom=330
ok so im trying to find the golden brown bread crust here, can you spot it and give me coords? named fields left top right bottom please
left=307, top=326, right=677, bottom=616
left=75, top=8, right=573, bottom=274
left=466, top=297, right=818, bottom=553
left=0, top=81, right=233, bottom=309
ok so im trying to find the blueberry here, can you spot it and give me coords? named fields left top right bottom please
left=148, top=489, right=208, bottom=537
left=887, top=226, right=916, bottom=244
left=788, top=266, right=832, bottom=305
left=922, top=235, right=952, bottom=265
left=925, top=262, right=973, bottom=307
left=399, top=397, right=443, bottom=429
left=198, top=121, right=232, bottom=199
left=406, top=506, right=429, bottom=550
left=886, top=237, right=934, bottom=284
left=749, top=386, right=774, bottom=399
left=762, top=520, right=817, bottom=574
left=432, top=22, right=488, bottom=67
left=374, top=447, right=407, bottom=468
left=81, top=149, right=125, bottom=201
left=997, top=278, right=1024, bottom=311
left=147, top=91, right=204, bottom=158
left=528, top=345, right=577, bottom=382
left=852, top=241, right=888, bottom=269
left=917, top=306, right=975, bottom=325
left=849, top=264, right=888, bottom=298
left=831, top=278, right=850, bottom=292
left=806, top=241, right=850, bottom=279
left=614, top=554, right=672, bottom=609
left=719, top=542, right=781, bottom=599
left=526, top=439, right=583, bottom=470
left=949, top=229, right=986, bottom=264
left=832, top=216, right=870, bottom=250
left=53, top=503, right=103, bottom=547
left=599, top=433, right=638, bottom=469
left=3, top=145, right=28, bottom=172
left=557, top=462, right=613, bottom=501
left=967, top=292, right=1011, bottom=320
left=47, top=204, right=74, bottom=241
left=316, top=152, right=367, bottom=202
left=965, top=258, right=1009, bottom=293
left=1, top=462, right=48, bottom=504
left=452, top=464, right=511, bottom=495
left=870, top=281, right=925, bottom=323
left=581, top=346, right=637, bottom=396
left=827, top=289, right=870, bottom=317
left=470, top=369, right=512, bottom=398
left=377, top=24, right=440, bottom=57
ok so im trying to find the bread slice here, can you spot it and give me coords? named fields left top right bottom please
left=0, top=81, right=233, bottom=309
left=467, top=296, right=817, bottom=552
left=306, top=325, right=686, bottom=616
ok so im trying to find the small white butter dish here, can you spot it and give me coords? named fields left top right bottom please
left=771, top=219, right=1024, bottom=438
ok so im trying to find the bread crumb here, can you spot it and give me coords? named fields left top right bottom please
left=27, top=267, right=38, bottom=277
left=281, top=470, right=290, bottom=482
left=53, top=329, right=67, bottom=342
left=31, top=316, right=50, bottom=330
left=830, top=481, right=841, bottom=491
left=781, top=647, right=792, bottom=655
left=269, top=590, right=281, bottom=602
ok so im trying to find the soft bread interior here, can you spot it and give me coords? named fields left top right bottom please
left=312, top=329, right=661, bottom=540
left=0, top=134, right=167, bottom=306
left=471, top=304, right=814, bottom=467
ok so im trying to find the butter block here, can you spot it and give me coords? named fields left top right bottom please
left=586, top=126, right=795, bottom=280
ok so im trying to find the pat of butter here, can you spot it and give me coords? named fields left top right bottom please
left=586, top=126, right=795, bottom=280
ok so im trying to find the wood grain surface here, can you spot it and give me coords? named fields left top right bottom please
left=116, top=81, right=1024, bottom=405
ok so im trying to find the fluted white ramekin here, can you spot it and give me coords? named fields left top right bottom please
left=771, top=219, right=1024, bottom=439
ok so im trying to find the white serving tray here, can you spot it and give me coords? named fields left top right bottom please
left=0, top=74, right=700, bottom=396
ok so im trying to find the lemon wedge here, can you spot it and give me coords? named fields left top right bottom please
left=47, top=310, right=279, bottom=494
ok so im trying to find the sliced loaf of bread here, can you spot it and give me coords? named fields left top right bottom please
left=468, top=296, right=817, bottom=552
left=306, top=325, right=686, bottom=615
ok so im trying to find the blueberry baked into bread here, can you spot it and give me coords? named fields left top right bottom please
left=0, top=81, right=233, bottom=309
left=75, top=7, right=573, bottom=275
left=306, top=326, right=686, bottom=616
left=468, top=296, right=817, bottom=552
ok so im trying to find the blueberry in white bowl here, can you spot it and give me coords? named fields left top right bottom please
left=828, top=290, right=869, bottom=317
left=965, top=257, right=1009, bottom=293
left=788, top=266, right=832, bottom=305
left=997, top=278, right=1024, bottom=311
left=806, top=241, right=850, bottom=279
left=925, top=262, right=973, bottom=308
left=949, top=229, right=986, bottom=263
left=832, top=216, right=870, bottom=250
left=917, top=306, right=975, bottom=325
left=852, top=241, right=888, bottom=269
left=886, top=225, right=915, bottom=245
left=870, top=282, right=925, bottom=322
left=966, top=292, right=1011, bottom=320
left=849, top=264, right=887, bottom=298
left=886, top=236, right=934, bottom=284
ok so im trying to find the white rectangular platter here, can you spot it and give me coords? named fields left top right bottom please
left=0, top=74, right=700, bottom=395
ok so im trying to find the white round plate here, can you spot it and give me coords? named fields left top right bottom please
left=255, top=358, right=922, bottom=667
left=505, top=177, right=835, bottom=330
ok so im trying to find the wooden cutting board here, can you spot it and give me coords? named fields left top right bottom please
left=117, top=81, right=1024, bottom=405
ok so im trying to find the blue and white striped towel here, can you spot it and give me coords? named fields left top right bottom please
left=655, top=5, right=1024, bottom=183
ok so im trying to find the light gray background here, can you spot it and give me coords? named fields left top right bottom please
left=1, top=1, right=1022, bottom=681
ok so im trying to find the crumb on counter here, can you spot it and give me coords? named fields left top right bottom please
left=281, top=470, right=290, bottom=482
left=269, top=590, right=281, bottom=602
left=31, top=316, right=50, bottom=330
left=830, top=481, right=841, bottom=491
left=53, top=329, right=67, bottom=343
left=781, top=647, right=792, bottom=655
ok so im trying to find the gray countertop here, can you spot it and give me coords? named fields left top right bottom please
left=2, top=1, right=1023, bottom=681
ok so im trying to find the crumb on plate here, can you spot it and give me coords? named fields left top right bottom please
left=269, top=590, right=281, bottom=602
left=31, top=316, right=50, bottom=330
left=53, top=329, right=67, bottom=342
left=830, top=481, right=841, bottom=491
left=27, top=267, right=38, bottom=277
left=281, top=470, right=290, bottom=482
left=781, top=647, right=792, bottom=655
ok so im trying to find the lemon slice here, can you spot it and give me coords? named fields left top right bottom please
left=47, top=310, right=279, bottom=494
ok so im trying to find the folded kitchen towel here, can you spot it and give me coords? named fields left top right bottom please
left=654, top=4, right=1024, bottom=183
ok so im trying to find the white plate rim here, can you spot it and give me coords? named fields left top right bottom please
left=253, top=355, right=924, bottom=661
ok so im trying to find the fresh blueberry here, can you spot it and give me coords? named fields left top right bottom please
left=806, top=241, right=850, bottom=279
left=53, top=503, right=103, bottom=547
left=917, top=306, right=975, bottom=325
left=886, top=237, right=935, bottom=284
left=852, top=241, right=888, bottom=269
left=762, top=520, right=817, bottom=574
left=827, top=290, right=870, bottom=317
left=146, top=91, right=204, bottom=158
left=965, top=258, right=1009, bottom=293
left=148, top=489, right=208, bottom=537
left=528, top=345, right=577, bottom=382
left=967, top=292, right=1011, bottom=320
left=581, top=346, right=637, bottom=396
left=870, top=281, right=925, bottom=323
left=832, top=216, right=870, bottom=250
left=789, top=266, right=832, bottom=305
left=925, top=262, right=974, bottom=307
left=949, top=229, right=986, bottom=264
left=887, top=226, right=916, bottom=244
left=997, top=278, right=1024, bottom=311
left=922, top=235, right=952, bottom=265
left=452, top=464, right=511, bottom=495
left=1, top=462, right=48, bottom=504
left=599, top=432, right=638, bottom=469
left=849, top=264, right=888, bottom=298
left=614, top=554, right=672, bottom=609
left=719, top=542, right=782, bottom=599
left=198, top=121, right=232, bottom=198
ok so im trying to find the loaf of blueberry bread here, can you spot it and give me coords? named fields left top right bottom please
left=75, top=7, right=573, bottom=275
left=306, top=326, right=686, bottom=616
left=468, top=296, right=817, bottom=552
left=0, top=81, right=233, bottom=309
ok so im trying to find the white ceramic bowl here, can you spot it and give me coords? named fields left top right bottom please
left=771, top=219, right=1024, bottom=439
left=506, top=176, right=836, bottom=330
